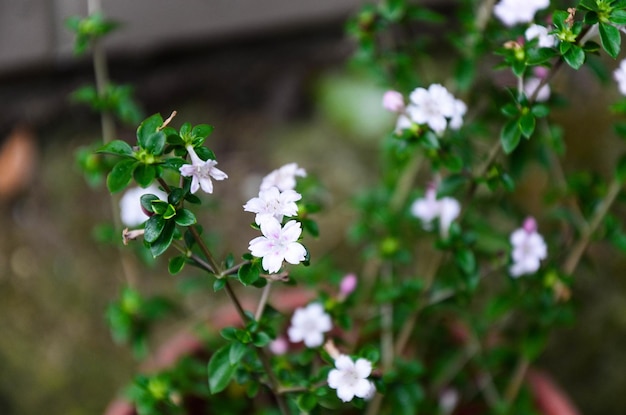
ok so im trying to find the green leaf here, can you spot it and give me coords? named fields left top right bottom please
left=175, top=209, right=197, bottom=226
left=208, top=345, right=237, bottom=394
left=168, top=255, right=186, bottom=275
left=238, top=262, right=260, bottom=286
left=163, top=204, right=177, bottom=220
left=213, top=278, right=226, bottom=292
left=149, top=220, right=175, bottom=257
left=599, top=22, right=621, bottom=58
left=379, top=0, right=405, bottom=22
left=140, top=194, right=160, bottom=214
left=133, top=164, right=156, bottom=188
left=137, top=114, right=166, bottom=155
left=521, top=332, right=547, bottom=361
left=98, top=140, right=134, bottom=157
left=511, top=59, right=526, bottom=77
left=584, top=11, right=599, bottom=25
left=191, top=124, right=214, bottom=140
left=616, top=155, right=626, bottom=183
left=161, top=157, right=186, bottom=171
left=519, top=112, right=536, bottom=138
left=501, top=103, right=519, bottom=117
left=251, top=331, right=271, bottom=347
left=220, top=327, right=238, bottom=341
left=229, top=341, right=247, bottom=365
left=150, top=200, right=169, bottom=215
left=107, top=159, right=137, bottom=193
left=578, top=0, right=598, bottom=11
left=296, top=393, right=318, bottom=413
left=144, top=215, right=166, bottom=243
left=610, top=9, right=626, bottom=25
left=531, top=104, right=550, bottom=117
left=563, top=45, right=585, bottom=69
left=500, top=120, right=522, bottom=154
left=301, top=218, right=319, bottom=237
left=455, top=249, right=476, bottom=275
left=526, top=48, right=557, bottom=65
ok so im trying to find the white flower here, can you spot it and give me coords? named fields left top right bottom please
left=287, top=303, right=332, bottom=348
left=243, top=186, right=301, bottom=225
left=407, top=84, right=456, bottom=134
left=449, top=98, right=467, bottom=130
left=248, top=217, right=307, bottom=273
left=119, top=185, right=167, bottom=227
left=179, top=145, right=228, bottom=194
left=260, top=163, right=306, bottom=192
left=438, top=197, right=461, bottom=237
left=406, top=84, right=465, bottom=134
left=328, top=355, right=375, bottom=402
left=395, top=113, right=413, bottom=133
left=494, top=0, right=549, bottom=27
left=525, top=24, right=556, bottom=48
left=382, top=90, right=405, bottom=113
left=614, top=59, right=626, bottom=96
left=410, top=187, right=440, bottom=230
left=509, top=217, right=547, bottom=277
left=410, top=186, right=461, bottom=237
left=523, top=77, right=550, bottom=102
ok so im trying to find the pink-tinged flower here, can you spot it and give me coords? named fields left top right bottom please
left=339, top=273, right=358, bottom=298
left=179, top=145, right=228, bottom=194
left=525, top=24, right=557, bottom=48
left=248, top=217, right=307, bottom=273
left=524, top=77, right=551, bottom=102
left=260, top=163, right=306, bottom=192
left=269, top=337, right=288, bottom=355
left=382, top=90, right=405, bottom=113
left=494, top=0, right=549, bottom=27
left=243, top=186, right=301, bottom=225
left=439, top=388, right=460, bottom=415
left=328, top=355, right=376, bottom=402
left=287, top=303, right=332, bottom=348
left=119, top=185, right=167, bottom=227
left=509, top=217, right=547, bottom=277
left=614, top=59, right=626, bottom=96
left=410, top=185, right=461, bottom=237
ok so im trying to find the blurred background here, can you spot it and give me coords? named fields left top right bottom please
left=0, top=1, right=625, bottom=414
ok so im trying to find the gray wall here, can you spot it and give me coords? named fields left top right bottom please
left=0, top=0, right=365, bottom=75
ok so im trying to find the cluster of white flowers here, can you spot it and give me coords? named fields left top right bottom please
left=509, top=217, right=547, bottom=277
left=119, top=184, right=168, bottom=227
left=179, top=145, right=228, bottom=194
left=383, top=84, right=466, bottom=135
left=245, top=163, right=308, bottom=274
left=410, top=184, right=461, bottom=237
left=614, top=59, right=626, bottom=96
left=287, top=302, right=332, bottom=348
left=494, top=0, right=549, bottom=27
left=328, top=354, right=376, bottom=402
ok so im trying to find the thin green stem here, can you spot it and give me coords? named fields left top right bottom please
left=188, top=225, right=221, bottom=276
left=255, top=282, right=272, bottom=321
left=562, top=178, right=621, bottom=275
left=504, top=356, right=530, bottom=406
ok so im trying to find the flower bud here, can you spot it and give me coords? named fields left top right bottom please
left=339, top=273, right=357, bottom=298
left=382, top=90, right=405, bottom=113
